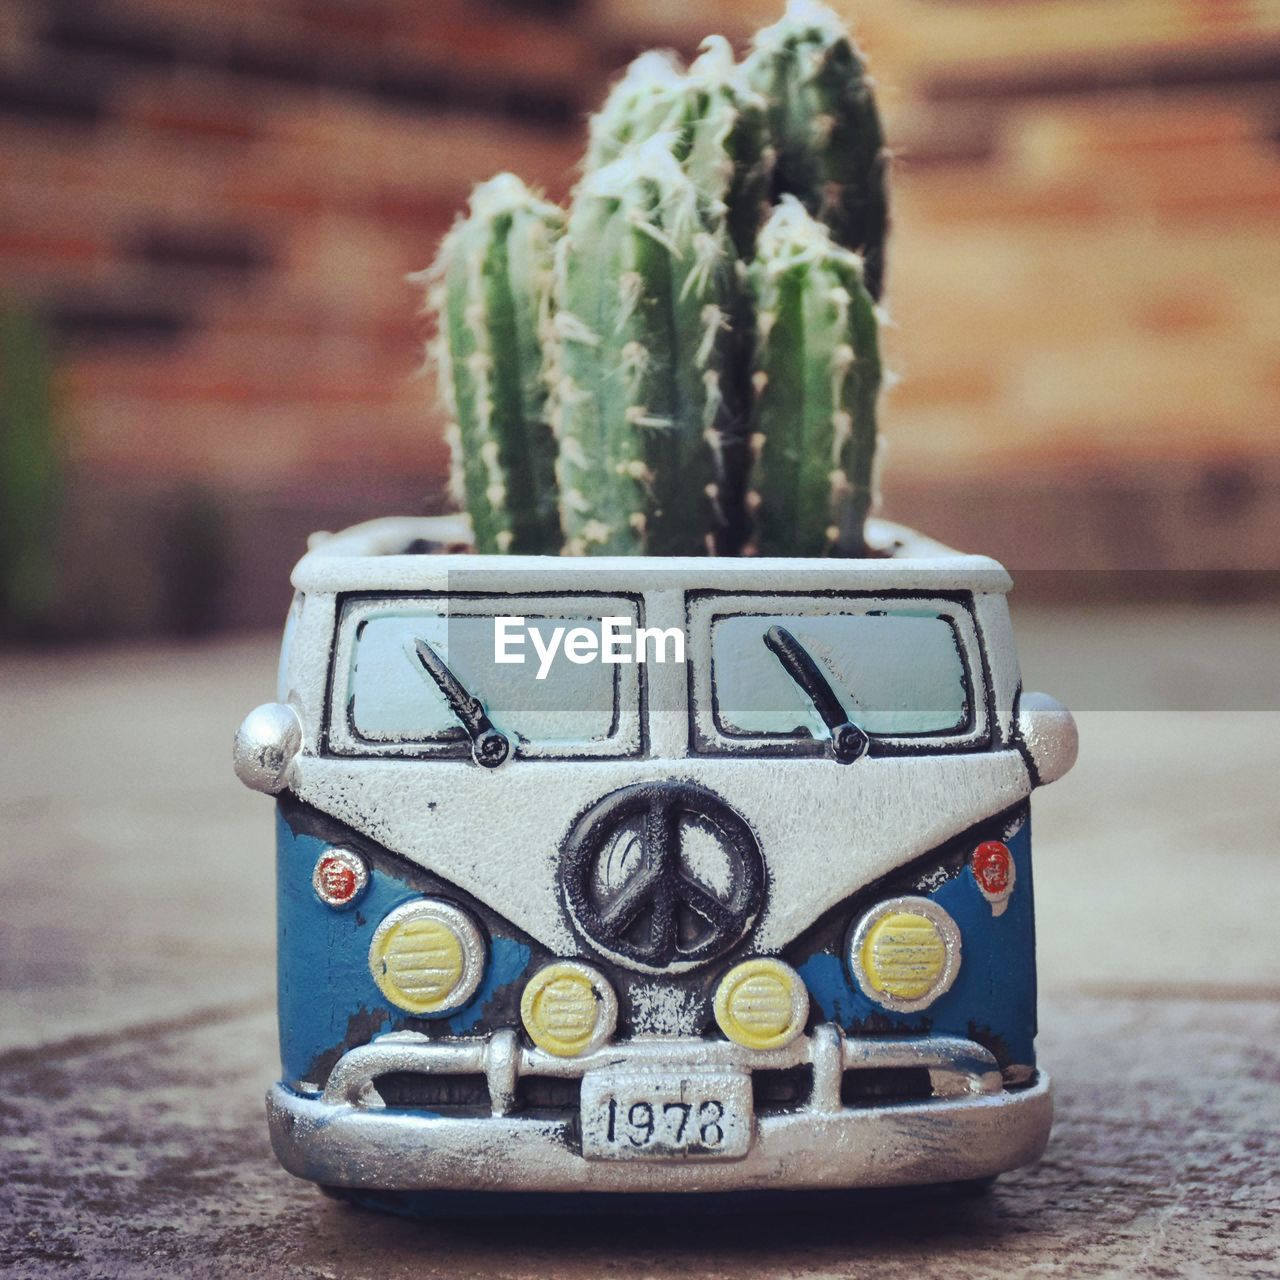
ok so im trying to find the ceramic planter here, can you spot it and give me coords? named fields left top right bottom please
left=234, top=515, right=1077, bottom=1198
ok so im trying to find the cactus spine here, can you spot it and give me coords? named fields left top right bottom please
left=554, top=139, right=737, bottom=556
left=428, top=174, right=563, bottom=554
left=748, top=198, right=880, bottom=557
left=744, top=0, right=890, bottom=299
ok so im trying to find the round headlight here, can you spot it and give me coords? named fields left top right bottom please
left=520, top=961, right=617, bottom=1058
left=369, top=899, right=486, bottom=1015
left=849, top=897, right=961, bottom=1013
left=713, top=957, right=808, bottom=1051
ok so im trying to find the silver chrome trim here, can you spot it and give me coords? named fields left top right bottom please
left=233, top=701, right=301, bottom=794
left=1016, top=691, right=1079, bottom=787
left=318, top=1024, right=1003, bottom=1115
left=268, top=1030, right=1049, bottom=1191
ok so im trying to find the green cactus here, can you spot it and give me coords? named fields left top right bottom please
left=744, top=0, right=890, bottom=300
left=677, top=39, right=773, bottom=555
left=554, top=138, right=738, bottom=556
left=682, top=38, right=773, bottom=262
left=579, top=41, right=771, bottom=556
left=426, top=173, right=563, bottom=554
left=425, top=1, right=890, bottom=560
left=747, top=198, right=881, bottom=557
left=584, top=51, right=684, bottom=172
left=587, top=39, right=770, bottom=262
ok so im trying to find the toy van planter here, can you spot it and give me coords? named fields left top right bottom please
left=235, top=514, right=1077, bottom=1200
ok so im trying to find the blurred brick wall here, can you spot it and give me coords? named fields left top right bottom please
left=1, top=0, right=1278, bottom=634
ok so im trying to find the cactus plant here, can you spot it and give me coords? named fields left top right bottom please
left=423, top=0, right=888, bottom=560
left=743, top=0, right=890, bottom=299
left=747, top=198, right=881, bottom=557
left=426, top=174, right=563, bottom=554
left=554, top=138, right=737, bottom=556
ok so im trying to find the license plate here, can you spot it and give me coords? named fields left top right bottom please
left=580, top=1069, right=753, bottom=1160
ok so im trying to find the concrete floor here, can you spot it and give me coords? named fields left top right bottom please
left=2, top=606, right=1278, bottom=1277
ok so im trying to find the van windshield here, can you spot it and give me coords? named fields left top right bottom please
left=327, top=595, right=644, bottom=759
left=689, top=595, right=983, bottom=755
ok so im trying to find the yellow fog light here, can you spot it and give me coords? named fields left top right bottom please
left=369, top=899, right=486, bottom=1015
left=521, top=961, right=617, bottom=1058
left=850, top=896, right=961, bottom=1013
left=714, top=958, right=809, bottom=1051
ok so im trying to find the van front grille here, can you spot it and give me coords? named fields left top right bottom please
left=840, top=1066, right=933, bottom=1107
left=518, top=1075, right=580, bottom=1118
left=752, top=1065, right=813, bottom=1114
left=372, top=1072, right=490, bottom=1115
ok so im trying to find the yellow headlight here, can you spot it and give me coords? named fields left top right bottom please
left=850, top=897, right=961, bottom=1012
left=369, top=899, right=486, bottom=1015
left=521, top=961, right=618, bottom=1058
left=713, top=958, right=808, bottom=1051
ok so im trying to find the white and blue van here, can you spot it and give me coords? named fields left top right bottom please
left=235, top=516, right=1076, bottom=1199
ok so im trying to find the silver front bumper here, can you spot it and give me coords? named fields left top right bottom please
left=267, top=1026, right=1052, bottom=1193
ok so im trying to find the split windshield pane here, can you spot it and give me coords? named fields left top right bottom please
left=711, top=611, right=970, bottom=738
left=348, top=613, right=616, bottom=747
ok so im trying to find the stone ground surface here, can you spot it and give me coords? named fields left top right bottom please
left=2, top=604, right=1278, bottom=1278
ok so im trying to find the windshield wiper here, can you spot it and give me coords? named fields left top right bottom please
left=763, top=625, right=869, bottom=764
left=412, top=637, right=510, bottom=768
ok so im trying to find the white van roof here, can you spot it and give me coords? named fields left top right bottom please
left=292, top=516, right=1012, bottom=596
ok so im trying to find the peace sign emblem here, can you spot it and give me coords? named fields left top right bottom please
left=560, top=781, right=765, bottom=974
